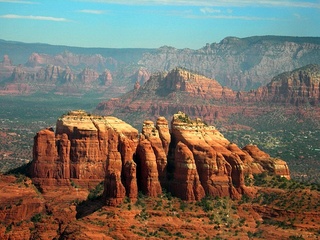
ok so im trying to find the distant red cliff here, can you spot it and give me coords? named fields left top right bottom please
left=96, top=66, right=320, bottom=127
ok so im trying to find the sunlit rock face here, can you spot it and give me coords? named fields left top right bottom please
left=136, top=137, right=162, bottom=197
left=172, top=141, right=205, bottom=201
left=30, top=110, right=139, bottom=196
left=30, top=110, right=290, bottom=204
left=242, top=145, right=290, bottom=180
left=170, top=112, right=242, bottom=199
left=96, top=66, right=320, bottom=131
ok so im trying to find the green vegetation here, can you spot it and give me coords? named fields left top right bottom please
left=87, top=181, right=104, bottom=200
left=31, top=213, right=42, bottom=223
left=224, top=108, right=320, bottom=184
left=0, top=93, right=104, bottom=173
left=253, top=173, right=320, bottom=191
left=177, top=113, right=192, bottom=123
left=135, top=192, right=147, bottom=208
left=247, top=230, right=264, bottom=238
left=5, top=223, right=12, bottom=233
left=70, top=179, right=79, bottom=189
left=263, top=218, right=296, bottom=229
left=240, top=173, right=320, bottom=216
left=289, top=236, right=305, bottom=240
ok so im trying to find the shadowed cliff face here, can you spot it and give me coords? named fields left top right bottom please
left=30, top=110, right=290, bottom=204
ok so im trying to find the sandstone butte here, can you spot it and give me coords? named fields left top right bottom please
left=29, top=110, right=290, bottom=205
left=96, top=65, right=320, bottom=128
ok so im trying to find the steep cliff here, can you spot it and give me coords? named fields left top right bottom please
left=30, top=110, right=290, bottom=203
left=139, top=36, right=320, bottom=90
left=30, top=110, right=139, bottom=200
left=96, top=67, right=320, bottom=128
left=263, top=64, right=320, bottom=105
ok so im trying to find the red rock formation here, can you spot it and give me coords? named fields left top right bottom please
left=136, top=136, right=162, bottom=197
left=123, top=160, right=138, bottom=201
left=25, top=53, right=44, bottom=67
left=30, top=128, right=58, bottom=178
left=79, top=68, right=99, bottom=84
left=264, top=64, right=320, bottom=106
left=96, top=67, right=320, bottom=130
left=170, top=112, right=241, bottom=199
left=11, top=65, right=29, bottom=82
left=35, top=65, right=63, bottom=82
left=242, top=145, right=291, bottom=179
left=62, top=66, right=77, bottom=82
left=0, top=83, right=31, bottom=95
left=0, top=55, right=117, bottom=94
left=0, top=55, right=15, bottom=81
left=164, top=68, right=237, bottom=100
left=131, top=67, right=150, bottom=84
left=173, top=141, right=205, bottom=201
left=100, top=69, right=113, bottom=86
left=1, top=55, right=12, bottom=67
left=103, top=130, right=126, bottom=206
left=134, top=80, right=140, bottom=91
left=141, top=120, right=167, bottom=186
left=156, top=116, right=171, bottom=155
left=30, top=110, right=139, bottom=202
left=30, top=110, right=291, bottom=205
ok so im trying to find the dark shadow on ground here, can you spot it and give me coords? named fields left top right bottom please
left=76, top=196, right=104, bottom=219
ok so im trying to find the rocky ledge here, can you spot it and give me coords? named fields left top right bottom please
left=30, top=110, right=290, bottom=205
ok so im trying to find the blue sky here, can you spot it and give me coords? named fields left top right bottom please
left=0, top=0, right=319, bottom=49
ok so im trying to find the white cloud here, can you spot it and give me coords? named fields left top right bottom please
left=0, top=14, right=69, bottom=21
left=293, top=13, right=301, bottom=19
left=0, top=0, right=37, bottom=3
left=187, top=14, right=279, bottom=21
left=200, top=7, right=221, bottom=14
left=76, top=0, right=320, bottom=9
left=77, top=9, right=106, bottom=14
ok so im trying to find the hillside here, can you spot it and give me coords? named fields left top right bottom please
left=95, top=66, right=320, bottom=127
left=265, top=64, right=320, bottom=105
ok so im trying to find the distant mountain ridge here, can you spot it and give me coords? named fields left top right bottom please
left=0, top=35, right=320, bottom=94
left=0, top=39, right=153, bottom=65
left=139, top=36, right=320, bottom=90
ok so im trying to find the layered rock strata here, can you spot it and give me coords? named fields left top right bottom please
left=30, top=111, right=290, bottom=204
left=96, top=66, right=320, bottom=128
left=30, top=110, right=139, bottom=205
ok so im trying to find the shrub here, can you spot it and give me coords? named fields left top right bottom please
left=289, top=235, right=305, bottom=240
left=196, top=196, right=214, bottom=212
left=5, top=224, right=12, bottom=233
left=87, top=181, right=104, bottom=200
left=31, top=213, right=42, bottom=223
